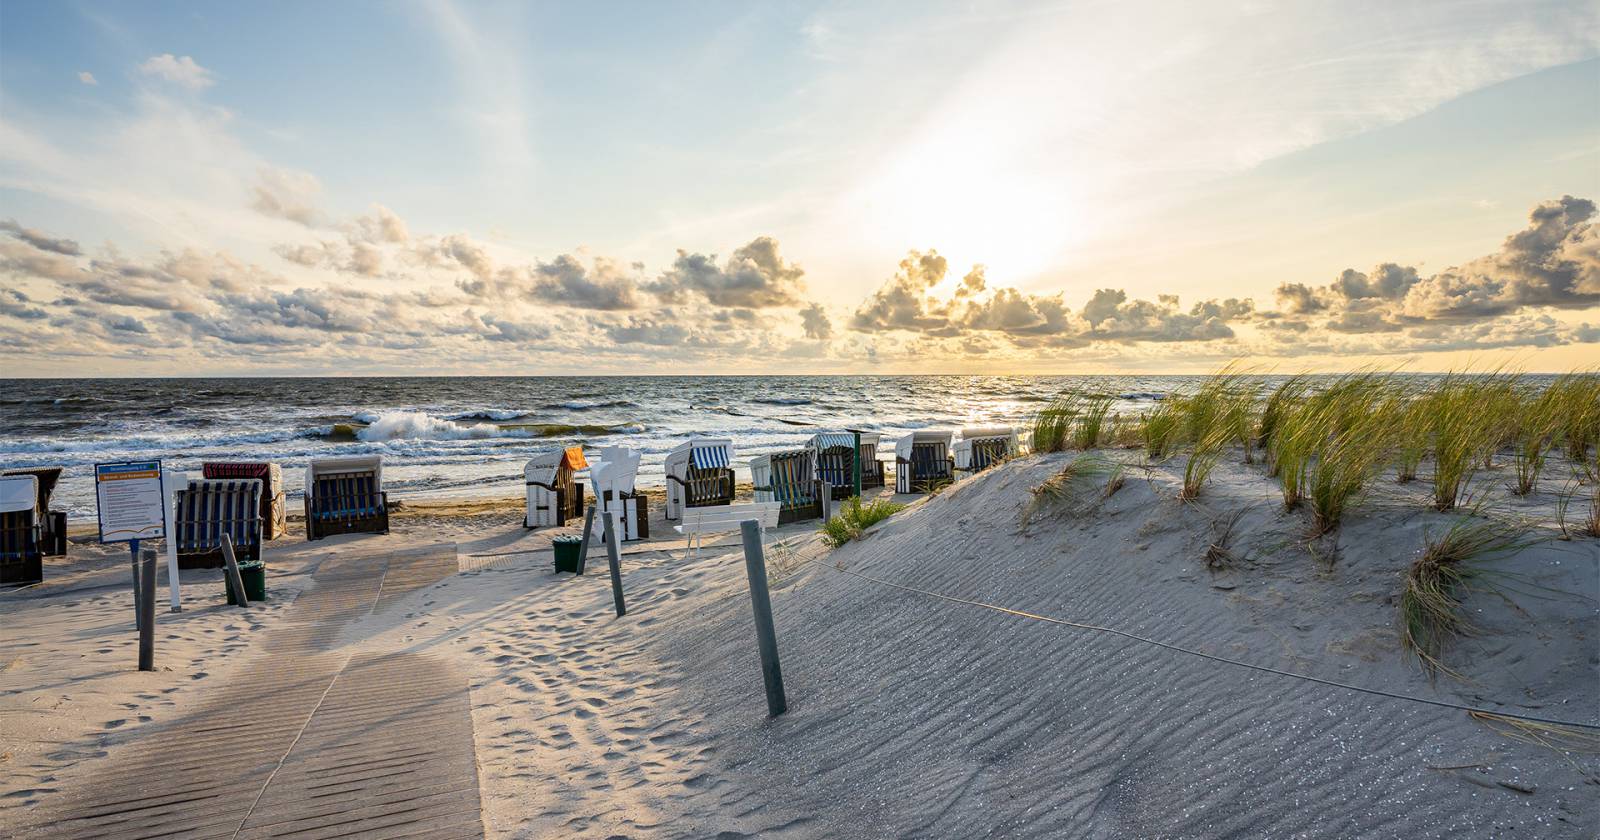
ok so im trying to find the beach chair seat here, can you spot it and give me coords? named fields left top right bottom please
left=665, top=438, right=736, bottom=521
left=525, top=446, right=587, bottom=529
left=895, top=430, right=956, bottom=493
left=305, top=456, right=389, bottom=541
left=201, top=462, right=286, bottom=540
left=2, top=466, right=67, bottom=556
left=752, top=449, right=823, bottom=524
left=174, top=479, right=262, bottom=570
left=672, top=501, right=781, bottom=558
left=0, top=475, right=44, bottom=586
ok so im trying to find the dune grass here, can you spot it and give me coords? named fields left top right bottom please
left=1548, top=372, right=1600, bottom=480
left=1510, top=383, right=1563, bottom=496
left=1400, top=518, right=1530, bottom=675
left=1301, top=374, right=1397, bottom=533
left=1427, top=374, right=1508, bottom=511
left=1258, top=374, right=1308, bottom=473
left=1140, top=398, right=1183, bottom=461
left=1392, top=391, right=1431, bottom=484
left=1072, top=394, right=1116, bottom=449
left=820, top=496, right=908, bottom=547
left=1028, top=394, right=1079, bottom=454
left=1023, top=455, right=1114, bottom=524
left=1175, top=369, right=1249, bottom=500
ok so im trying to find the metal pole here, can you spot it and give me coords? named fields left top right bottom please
left=138, top=549, right=156, bottom=671
left=129, top=538, right=143, bottom=632
left=602, top=511, right=626, bottom=617
left=739, top=519, right=787, bottom=716
left=575, top=505, right=597, bottom=576
left=852, top=430, right=863, bottom=499
left=220, top=534, right=249, bottom=609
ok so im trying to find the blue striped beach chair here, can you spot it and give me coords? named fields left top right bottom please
left=304, top=456, right=389, bottom=542
left=0, top=474, right=45, bottom=586
left=664, top=438, right=735, bottom=521
left=174, top=478, right=262, bottom=570
left=752, top=449, right=823, bottom=524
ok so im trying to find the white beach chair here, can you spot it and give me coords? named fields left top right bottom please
left=953, top=426, right=1021, bottom=475
left=0, top=474, right=44, bottom=585
left=304, top=455, right=388, bottom=541
left=894, top=430, right=955, bottom=493
left=588, top=446, right=647, bottom=541
left=664, top=437, right=735, bottom=521
left=524, top=446, right=587, bottom=528
left=809, top=431, right=886, bottom=499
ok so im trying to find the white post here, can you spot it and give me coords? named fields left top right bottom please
left=161, top=470, right=184, bottom=612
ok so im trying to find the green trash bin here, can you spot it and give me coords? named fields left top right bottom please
left=227, top=561, right=267, bottom=605
left=552, top=535, right=583, bottom=574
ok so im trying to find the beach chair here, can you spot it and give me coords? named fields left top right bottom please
left=201, top=462, right=286, bottom=540
left=589, top=446, right=648, bottom=541
left=304, top=455, right=389, bottom=541
left=894, top=430, right=955, bottom=493
left=664, top=438, right=735, bottom=521
left=751, top=449, right=824, bottom=524
left=810, top=432, right=886, bottom=499
left=953, top=427, right=1020, bottom=476
left=0, top=475, right=45, bottom=585
left=524, top=446, right=587, bottom=528
left=173, top=479, right=262, bottom=570
left=2, top=466, right=67, bottom=556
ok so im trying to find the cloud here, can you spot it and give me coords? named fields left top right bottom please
left=138, top=54, right=215, bottom=90
left=850, top=250, right=1252, bottom=347
left=1269, top=196, right=1599, bottom=333
left=800, top=302, right=833, bottom=339
left=650, top=236, right=807, bottom=307
left=77, top=71, right=97, bottom=86
left=1, top=219, right=82, bottom=256
left=251, top=167, right=322, bottom=226
left=0, top=289, right=48, bottom=320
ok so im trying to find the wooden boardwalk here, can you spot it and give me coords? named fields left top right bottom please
left=10, top=546, right=483, bottom=840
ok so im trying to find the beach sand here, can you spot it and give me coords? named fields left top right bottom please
left=2, top=459, right=1596, bottom=838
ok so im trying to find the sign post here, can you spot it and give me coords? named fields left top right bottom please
left=96, top=460, right=166, bottom=668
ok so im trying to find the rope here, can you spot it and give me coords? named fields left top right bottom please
left=804, top=556, right=1600, bottom=732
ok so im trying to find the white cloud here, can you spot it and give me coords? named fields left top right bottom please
left=138, top=54, right=215, bottom=90
left=77, top=71, right=98, bottom=86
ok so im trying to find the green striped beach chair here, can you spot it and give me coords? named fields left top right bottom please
left=174, top=478, right=262, bottom=570
left=304, top=455, right=389, bottom=542
left=752, top=449, right=823, bottom=524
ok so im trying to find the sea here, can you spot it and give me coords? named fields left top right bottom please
left=1, top=375, right=1219, bottom=514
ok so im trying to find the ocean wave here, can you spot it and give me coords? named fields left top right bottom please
left=751, top=397, right=811, bottom=406
left=448, top=409, right=531, bottom=422
left=313, top=411, right=643, bottom=443
left=550, top=399, right=636, bottom=411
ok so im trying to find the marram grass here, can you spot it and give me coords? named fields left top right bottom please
left=1400, top=518, right=1531, bottom=676
left=819, top=496, right=907, bottom=547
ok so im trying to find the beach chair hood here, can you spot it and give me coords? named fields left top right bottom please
left=0, top=475, right=38, bottom=515
left=895, top=429, right=955, bottom=460
left=666, top=438, right=734, bottom=474
left=306, top=455, right=383, bottom=499
left=524, top=446, right=587, bottom=485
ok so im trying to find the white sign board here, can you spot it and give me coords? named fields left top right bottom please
left=95, top=460, right=167, bottom=543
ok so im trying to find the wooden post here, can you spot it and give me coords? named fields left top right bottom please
left=162, top=470, right=182, bottom=612
left=220, top=533, right=249, bottom=609
left=575, top=505, right=597, bottom=576
left=739, top=519, right=787, bottom=716
left=138, top=548, right=156, bottom=671
left=602, top=511, right=626, bottom=617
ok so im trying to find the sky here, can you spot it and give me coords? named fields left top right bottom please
left=0, top=0, right=1597, bottom=376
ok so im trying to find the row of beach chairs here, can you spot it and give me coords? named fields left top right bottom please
left=0, top=428, right=1020, bottom=585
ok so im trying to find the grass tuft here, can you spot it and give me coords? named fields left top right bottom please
left=1023, top=455, right=1113, bottom=524
left=819, top=496, right=907, bottom=547
left=1399, top=518, right=1530, bottom=675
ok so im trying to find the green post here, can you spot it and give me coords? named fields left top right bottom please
left=852, top=430, right=862, bottom=499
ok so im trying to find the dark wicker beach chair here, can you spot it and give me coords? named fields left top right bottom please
left=810, top=432, right=887, bottom=499
left=524, top=446, right=587, bottom=528
left=304, top=456, right=389, bottom=541
left=894, top=430, right=955, bottom=493
left=0, top=474, right=45, bottom=585
left=202, top=461, right=286, bottom=540
left=665, top=438, right=735, bottom=521
left=173, top=479, right=262, bottom=570
left=753, top=449, right=822, bottom=524
left=2, top=466, right=66, bottom=556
